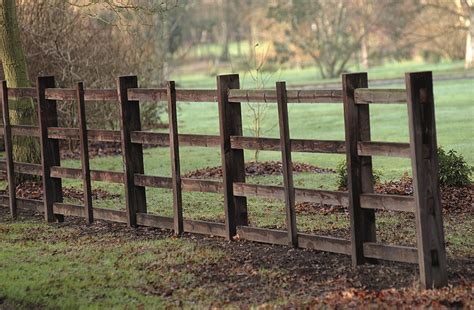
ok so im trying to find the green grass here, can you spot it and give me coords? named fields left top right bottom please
left=0, top=60, right=473, bottom=308
left=0, top=221, right=226, bottom=308
left=46, top=66, right=474, bottom=230
left=173, top=59, right=471, bottom=88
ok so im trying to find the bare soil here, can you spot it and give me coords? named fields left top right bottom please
left=0, top=207, right=472, bottom=308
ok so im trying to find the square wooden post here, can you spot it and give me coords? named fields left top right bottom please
left=1, top=81, right=17, bottom=218
left=117, top=76, right=146, bottom=227
left=217, top=74, right=248, bottom=239
left=37, top=76, right=64, bottom=222
left=342, top=72, right=376, bottom=266
left=276, top=81, right=297, bottom=247
left=76, top=82, right=93, bottom=224
left=167, top=81, right=184, bottom=235
left=405, top=71, right=447, bottom=288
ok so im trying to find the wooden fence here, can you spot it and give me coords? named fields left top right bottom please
left=0, top=71, right=447, bottom=288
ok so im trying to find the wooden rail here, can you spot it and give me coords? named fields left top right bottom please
left=0, top=71, right=447, bottom=288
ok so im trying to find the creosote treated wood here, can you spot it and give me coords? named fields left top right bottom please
left=1, top=71, right=447, bottom=289
left=217, top=74, right=248, bottom=239
left=343, top=73, right=376, bottom=266
left=363, top=242, right=418, bottom=264
left=406, top=71, right=447, bottom=288
left=1, top=80, right=16, bottom=218
left=37, top=76, right=64, bottom=223
left=76, top=82, right=93, bottom=224
left=167, top=81, right=184, bottom=234
left=118, top=76, right=146, bottom=227
left=276, top=81, right=297, bottom=247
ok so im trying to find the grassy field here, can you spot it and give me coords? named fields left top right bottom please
left=0, top=60, right=473, bottom=308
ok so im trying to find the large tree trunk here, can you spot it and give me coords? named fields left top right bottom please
left=465, top=6, right=474, bottom=68
left=0, top=0, right=41, bottom=178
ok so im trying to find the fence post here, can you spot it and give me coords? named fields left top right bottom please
left=76, top=82, right=93, bottom=224
left=117, top=76, right=146, bottom=227
left=405, top=71, right=447, bottom=288
left=1, top=81, right=17, bottom=218
left=217, top=74, right=248, bottom=240
left=167, top=81, right=183, bottom=235
left=276, top=81, right=297, bottom=247
left=342, top=72, right=376, bottom=266
left=37, top=76, right=64, bottom=222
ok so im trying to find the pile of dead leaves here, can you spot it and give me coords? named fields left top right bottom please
left=3, top=181, right=120, bottom=202
left=297, top=173, right=472, bottom=215
left=184, top=160, right=335, bottom=179
left=305, top=284, right=471, bottom=308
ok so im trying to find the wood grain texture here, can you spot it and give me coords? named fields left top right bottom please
left=167, top=81, right=184, bottom=234
left=406, top=71, right=447, bottom=288
left=37, top=76, right=64, bottom=223
left=76, top=82, right=93, bottom=224
left=354, top=88, right=407, bottom=104
left=276, top=81, right=297, bottom=247
left=117, top=76, right=147, bottom=227
left=342, top=73, right=376, bottom=266
left=1, top=81, right=16, bottom=218
left=217, top=74, right=248, bottom=239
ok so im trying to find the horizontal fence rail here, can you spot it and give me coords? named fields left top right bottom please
left=0, top=71, right=447, bottom=289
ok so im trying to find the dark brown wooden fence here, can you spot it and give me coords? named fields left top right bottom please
left=0, top=71, right=447, bottom=288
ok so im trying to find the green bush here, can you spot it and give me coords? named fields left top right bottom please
left=336, top=160, right=382, bottom=190
left=438, top=147, right=473, bottom=187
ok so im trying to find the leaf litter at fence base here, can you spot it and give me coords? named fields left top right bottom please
left=184, top=160, right=335, bottom=179
left=0, top=206, right=472, bottom=308
left=0, top=181, right=120, bottom=201
left=298, top=173, right=473, bottom=215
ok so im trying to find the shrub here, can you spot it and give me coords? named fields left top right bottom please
left=438, top=147, right=473, bottom=187
left=336, top=160, right=382, bottom=190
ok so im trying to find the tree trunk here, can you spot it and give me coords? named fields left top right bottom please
left=0, top=0, right=41, bottom=179
left=360, top=34, right=369, bottom=69
left=465, top=7, right=474, bottom=69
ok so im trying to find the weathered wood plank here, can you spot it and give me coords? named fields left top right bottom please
left=181, top=178, right=223, bottom=193
left=167, top=81, right=184, bottom=234
left=118, top=76, right=147, bottom=227
left=76, top=82, right=94, bottom=224
left=237, top=226, right=288, bottom=245
left=230, top=136, right=346, bottom=154
left=228, top=89, right=343, bottom=103
left=406, top=71, right=447, bottom=288
left=363, top=242, right=418, bottom=264
left=50, top=166, right=124, bottom=183
left=128, top=88, right=218, bottom=102
left=183, top=219, right=226, bottom=237
left=343, top=73, right=376, bottom=266
left=37, top=76, right=64, bottom=223
left=0, top=125, right=40, bottom=137
left=358, top=141, right=410, bottom=158
left=360, top=194, right=415, bottom=212
left=44, top=88, right=117, bottom=101
left=0, top=161, right=42, bottom=176
left=1, top=81, right=17, bottom=218
left=136, top=213, right=173, bottom=229
left=0, top=195, right=43, bottom=211
left=276, top=81, right=297, bottom=246
left=298, top=233, right=351, bottom=255
left=7, top=87, right=36, bottom=99
left=134, top=174, right=172, bottom=188
left=217, top=74, right=248, bottom=239
left=52, top=203, right=127, bottom=223
left=354, top=88, right=406, bottom=104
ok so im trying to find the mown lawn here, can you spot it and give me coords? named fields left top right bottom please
left=0, top=60, right=473, bottom=308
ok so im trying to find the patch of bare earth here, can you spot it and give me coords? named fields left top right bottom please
left=0, top=207, right=472, bottom=308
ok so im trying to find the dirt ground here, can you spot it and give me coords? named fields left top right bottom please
left=1, top=206, right=472, bottom=308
